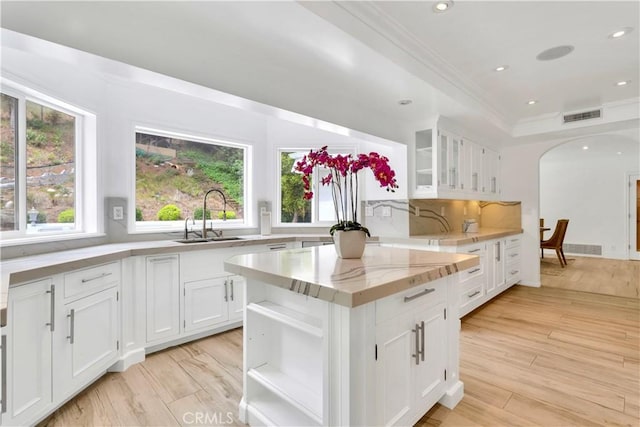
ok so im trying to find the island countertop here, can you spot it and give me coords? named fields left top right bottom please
left=224, top=245, right=479, bottom=308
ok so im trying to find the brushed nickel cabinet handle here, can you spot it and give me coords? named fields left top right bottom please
left=468, top=268, right=481, bottom=274
left=404, top=288, right=435, bottom=303
left=81, top=272, right=112, bottom=283
left=468, top=290, right=481, bottom=298
left=230, top=279, right=234, bottom=302
left=412, top=323, right=420, bottom=365
left=419, top=320, right=425, bottom=362
left=149, top=256, right=175, bottom=262
left=67, top=309, right=75, bottom=344
left=468, top=248, right=481, bottom=253
left=224, top=280, right=228, bottom=302
left=46, top=284, right=55, bottom=332
left=496, top=241, right=501, bottom=262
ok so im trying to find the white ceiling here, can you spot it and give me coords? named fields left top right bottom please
left=0, top=1, right=638, bottom=147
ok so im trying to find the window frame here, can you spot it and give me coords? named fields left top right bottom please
left=131, top=126, right=253, bottom=234
left=275, top=145, right=355, bottom=227
left=0, top=79, right=97, bottom=244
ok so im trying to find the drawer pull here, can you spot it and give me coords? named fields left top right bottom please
left=468, top=290, right=481, bottom=298
left=149, top=256, right=176, bottom=262
left=467, top=268, right=481, bottom=274
left=468, top=249, right=481, bottom=253
left=510, top=253, right=519, bottom=257
left=510, top=239, right=519, bottom=243
left=404, top=288, right=435, bottom=303
left=81, top=272, right=112, bottom=283
left=268, top=244, right=287, bottom=250
left=510, top=270, right=519, bottom=275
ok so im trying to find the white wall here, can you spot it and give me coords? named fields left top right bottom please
left=502, top=129, right=640, bottom=286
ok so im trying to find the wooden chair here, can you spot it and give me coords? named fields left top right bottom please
left=541, top=219, right=569, bottom=267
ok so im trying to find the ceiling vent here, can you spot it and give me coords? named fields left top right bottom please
left=563, top=109, right=602, bottom=124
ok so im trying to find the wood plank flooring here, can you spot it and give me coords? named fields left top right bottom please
left=540, top=255, right=639, bottom=299
left=42, top=260, right=640, bottom=427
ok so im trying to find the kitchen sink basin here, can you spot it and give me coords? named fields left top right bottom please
left=175, top=236, right=243, bottom=244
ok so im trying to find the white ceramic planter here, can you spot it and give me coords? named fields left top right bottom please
left=333, top=230, right=366, bottom=259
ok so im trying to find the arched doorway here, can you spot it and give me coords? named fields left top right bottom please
left=539, top=132, right=639, bottom=262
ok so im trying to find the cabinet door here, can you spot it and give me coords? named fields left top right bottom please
left=228, top=275, right=245, bottom=322
left=438, top=131, right=450, bottom=190
left=466, top=142, right=483, bottom=193
left=146, top=255, right=180, bottom=343
left=490, top=240, right=505, bottom=294
left=57, top=287, right=118, bottom=398
left=184, top=277, right=229, bottom=332
left=414, top=303, right=447, bottom=412
left=415, top=129, right=435, bottom=192
left=483, top=149, right=500, bottom=197
left=375, top=312, right=415, bottom=427
left=4, top=279, right=53, bottom=425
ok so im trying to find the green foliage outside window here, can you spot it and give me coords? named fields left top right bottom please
left=157, top=204, right=182, bottom=221
left=280, top=152, right=310, bottom=223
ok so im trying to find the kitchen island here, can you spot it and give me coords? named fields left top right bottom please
left=224, top=245, right=479, bottom=427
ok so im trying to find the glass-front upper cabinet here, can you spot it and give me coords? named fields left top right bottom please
left=438, top=130, right=464, bottom=192
left=415, top=129, right=434, bottom=191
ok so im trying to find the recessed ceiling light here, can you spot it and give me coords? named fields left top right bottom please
left=536, top=45, right=575, bottom=61
left=609, top=27, right=633, bottom=39
left=582, top=146, right=589, bottom=150
left=398, top=99, right=413, bottom=105
left=526, top=100, right=537, bottom=105
left=617, top=151, right=623, bottom=155
left=433, top=1, right=453, bottom=13
left=615, top=80, right=630, bottom=86
left=494, top=65, right=509, bottom=72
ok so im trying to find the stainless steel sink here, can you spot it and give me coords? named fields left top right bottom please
left=175, top=237, right=242, bottom=244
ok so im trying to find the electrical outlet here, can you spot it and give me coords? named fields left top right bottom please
left=382, top=206, right=392, bottom=217
left=415, top=206, right=420, bottom=216
left=365, top=206, right=374, bottom=217
left=113, top=206, right=124, bottom=220
left=463, top=207, right=467, bottom=215
left=440, top=206, right=446, bottom=216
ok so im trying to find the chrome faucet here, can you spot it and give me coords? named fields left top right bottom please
left=202, top=188, right=227, bottom=238
left=184, top=217, right=195, bottom=239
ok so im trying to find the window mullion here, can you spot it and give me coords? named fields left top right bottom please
left=17, top=93, right=27, bottom=234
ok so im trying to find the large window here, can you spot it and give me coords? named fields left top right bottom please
left=278, top=148, right=353, bottom=225
left=1, top=85, right=87, bottom=240
left=134, top=129, right=249, bottom=231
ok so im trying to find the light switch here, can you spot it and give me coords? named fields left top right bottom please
left=113, top=206, right=124, bottom=220
left=365, top=206, right=374, bottom=217
left=382, top=206, right=392, bottom=217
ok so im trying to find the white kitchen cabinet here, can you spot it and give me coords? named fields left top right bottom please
left=465, top=140, right=483, bottom=194
left=375, top=297, right=447, bottom=426
left=482, top=148, right=500, bottom=198
left=55, top=287, right=119, bottom=399
left=488, top=240, right=505, bottom=296
left=2, top=278, right=54, bottom=426
left=227, top=275, right=245, bottom=321
left=411, top=116, right=501, bottom=200
left=183, top=277, right=229, bottom=332
left=145, top=255, right=180, bottom=343
left=505, top=236, right=522, bottom=287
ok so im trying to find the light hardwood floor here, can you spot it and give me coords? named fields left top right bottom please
left=42, top=262, right=640, bottom=427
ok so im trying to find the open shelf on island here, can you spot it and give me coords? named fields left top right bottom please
left=247, top=301, right=323, bottom=338
left=247, top=391, right=320, bottom=427
left=248, top=363, right=322, bottom=424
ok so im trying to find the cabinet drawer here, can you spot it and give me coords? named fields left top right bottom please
left=64, top=261, right=120, bottom=300
left=459, top=262, right=484, bottom=284
left=505, top=235, right=522, bottom=248
left=376, top=278, right=446, bottom=324
left=505, top=246, right=521, bottom=263
left=506, top=263, right=521, bottom=283
left=459, top=283, right=483, bottom=315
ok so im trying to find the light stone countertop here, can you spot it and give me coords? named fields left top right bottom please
left=224, top=245, right=479, bottom=308
left=381, top=228, right=523, bottom=247
left=0, top=234, right=333, bottom=326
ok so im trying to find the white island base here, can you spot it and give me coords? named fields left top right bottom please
left=225, top=246, right=476, bottom=427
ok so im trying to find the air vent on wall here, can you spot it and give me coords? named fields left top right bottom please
left=563, top=109, right=602, bottom=124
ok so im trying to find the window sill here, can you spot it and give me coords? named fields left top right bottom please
left=0, top=232, right=107, bottom=248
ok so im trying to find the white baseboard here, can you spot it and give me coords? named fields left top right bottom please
left=439, top=380, right=464, bottom=409
left=109, top=347, right=146, bottom=372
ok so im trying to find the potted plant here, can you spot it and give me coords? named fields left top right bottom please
left=295, top=146, right=398, bottom=258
